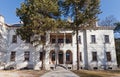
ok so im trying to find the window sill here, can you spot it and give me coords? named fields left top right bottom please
left=24, top=60, right=30, bottom=62
left=10, top=61, right=15, bottom=62
left=104, top=42, right=110, bottom=44
left=92, top=60, right=98, bottom=62
left=12, top=42, right=17, bottom=44
left=107, top=61, right=112, bottom=62
left=90, top=42, right=97, bottom=44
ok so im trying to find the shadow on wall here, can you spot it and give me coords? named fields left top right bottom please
left=88, top=33, right=116, bottom=70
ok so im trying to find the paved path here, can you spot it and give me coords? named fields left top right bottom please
left=40, top=67, right=79, bottom=77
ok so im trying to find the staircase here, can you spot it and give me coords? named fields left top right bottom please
left=55, top=64, right=67, bottom=70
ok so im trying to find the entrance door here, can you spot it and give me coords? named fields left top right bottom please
left=58, top=51, right=64, bottom=64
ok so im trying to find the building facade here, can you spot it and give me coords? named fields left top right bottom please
left=0, top=15, right=118, bottom=70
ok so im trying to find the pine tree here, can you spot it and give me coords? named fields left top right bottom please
left=16, top=0, right=69, bottom=70
left=16, top=0, right=101, bottom=70
left=61, top=0, right=101, bottom=70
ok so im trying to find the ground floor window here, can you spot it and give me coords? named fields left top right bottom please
left=49, top=50, right=73, bottom=64
left=66, top=50, right=72, bottom=64
left=92, top=52, right=97, bottom=61
left=51, top=51, right=55, bottom=61
left=40, top=52, right=43, bottom=61
left=24, top=51, right=30, bottom=61
left=106, top=52, right=111, bottom=61
left=10, top=51, right=16, bottom=61
left=50, top=50, right=55, bottom=64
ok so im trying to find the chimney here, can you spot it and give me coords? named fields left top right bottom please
left=0, top=15, right=5, bottom=24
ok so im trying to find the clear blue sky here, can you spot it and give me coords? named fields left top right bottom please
left=0, top=0, right=120, bottom=24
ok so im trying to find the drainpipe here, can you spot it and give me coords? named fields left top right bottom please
left=83, top=30, right=89, bottom=69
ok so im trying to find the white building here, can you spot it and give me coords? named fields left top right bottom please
left=0, top=15, right=118, bottom=70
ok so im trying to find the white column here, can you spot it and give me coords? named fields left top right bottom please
left=64, top=33, right=66, bottom=45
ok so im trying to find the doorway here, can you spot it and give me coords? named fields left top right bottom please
left=58, top=51, right=64, bottom=64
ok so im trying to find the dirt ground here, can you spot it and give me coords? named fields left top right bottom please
left=73, top=70, right=120, bottom=77
left=0, top=70, right=46, bottom=77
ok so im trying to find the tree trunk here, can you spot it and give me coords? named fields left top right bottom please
left=76, top=29, right=80, bottom=70
left=41, top=45, right=46, bottom=70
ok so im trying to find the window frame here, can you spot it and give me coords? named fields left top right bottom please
left=10, top=51, right=16, bottom=61
left=92, top=52, right=97, bottom=61
left=24, top=51, right=30, bottom=61
left=91, top=35, right=96, bottom=43
left=78, top=36, right=81, bottom=44
left=66, top=50, right=72, bottom=64
left=106, top=52, right=111, bottom=61
left=80, top=52, right=82, bottom=61
left=40, top=52, right=43, bottom=61
left=12, top=35, right=17, bottom=43
left=104, top=35, right=110, bottom=43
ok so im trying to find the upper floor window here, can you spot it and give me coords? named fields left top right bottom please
left=106, top=52, right=111, bottom=61
left=78, top=36, right=81, bottom=44
left=92, top=52, right=97, bottom=61
left=50, top=33, right=72, bottom=44
left=10, top=51, right=16, bottom=61
left=66, top=34, right=72, bottom=44
left=12, top=35, right=17, bottom=43
left=24, top=51, right=30, bottom=61
left=80, top=52, right=82, bottom=61
left=58, top=38, right=64, bottom=43
left=40, top=52, right=43, bottom=61
left=91, top=35, right=96, bottom=43
left=26, top=37, right=30, bottom=43
left=104, top=35, right=110, bottom=43
left=50, top=34, right=56, bottom=44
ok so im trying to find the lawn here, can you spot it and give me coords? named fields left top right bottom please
left=73, top=70, right=120, bottom=77
left=0, top=70, right=47, bottom=77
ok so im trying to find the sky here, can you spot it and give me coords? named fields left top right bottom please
left=0, top=0, right=120, bottom=24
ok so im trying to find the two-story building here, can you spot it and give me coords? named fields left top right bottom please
left=0, top=15, right=117, bottom=70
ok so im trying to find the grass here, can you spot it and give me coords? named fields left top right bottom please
left=0, top=70, right=47, bottom=77
left=73, top=70, right=120, bottom=77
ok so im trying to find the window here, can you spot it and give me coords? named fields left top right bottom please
left=26, top=37, right=30, bottom=43
left=58, top=38, right=64, bottom=43
left=80, top=52, right=82, bottom=61
left=51, top=52, right=55, bottom=61
left=106, top=52, right=111, bottom=61
left=66, top=52, right=70, bottom=61
left=24, top=51, right=30, bottom=61
left=51, top=39, right=56, bottom=43
left=12, top=35, right=17, bottom=43
left=66, top=50, right=72, bottom=64
left=58, top=34, right=64, bottom=44
left=92, top=52, right=97, bottom=61
left=78, top=36, right=81, bottom=44
left=40, top=52, right=43, bottom=61
left=10, top=51, right=16, bottom=61
left=104, top=35, right=109, bottom=43
left=66, top=34, right=72, bottom=44
left=50, top=34, right=56, bottom=44
left=91, top=35, right=96, bottom=43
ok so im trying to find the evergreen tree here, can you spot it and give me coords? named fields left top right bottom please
left=16, top=0, right=69, bottom=70
left=115, top=22, right=120, bottom=33
left=16, top=0, right=101, bottom=70
left=62, top=0, right=101, bottom=70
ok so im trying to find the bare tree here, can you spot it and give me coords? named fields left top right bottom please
left=99, top=15, right=117, bottom=26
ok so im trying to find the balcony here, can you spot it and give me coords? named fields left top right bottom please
left=49, top=33, right=72, bottom=47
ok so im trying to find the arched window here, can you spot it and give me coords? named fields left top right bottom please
left=66, top=50, right=72, bottom=64
left=50, top=50, right=55, bottom=63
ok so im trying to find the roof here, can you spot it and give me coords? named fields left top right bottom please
left=5, top=23, right=115, bottom=30
left=7, top=23, right=23, bottom=27
left=96, top=26, right=115, bottom=30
